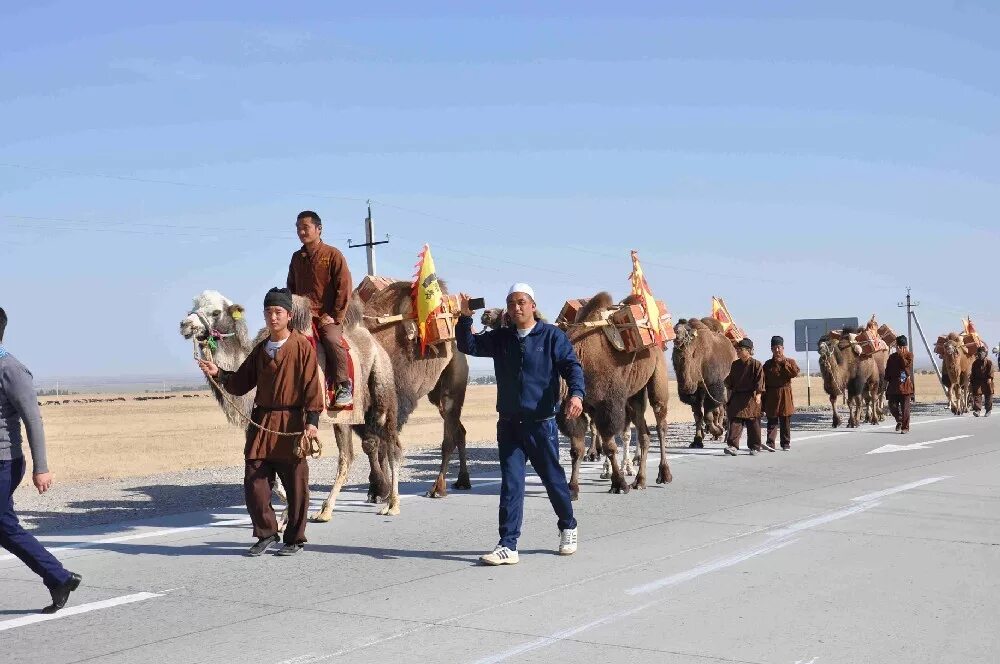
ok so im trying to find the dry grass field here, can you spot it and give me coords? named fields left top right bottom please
left=25, top=375, right=951, bottom=484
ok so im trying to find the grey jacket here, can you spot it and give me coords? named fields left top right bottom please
left=0, top=347, right=49, bottom=473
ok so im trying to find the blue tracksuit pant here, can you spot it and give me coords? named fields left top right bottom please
left=0, top=458, right=70, bottom=589
left=498, top=417, right=577, bottom=550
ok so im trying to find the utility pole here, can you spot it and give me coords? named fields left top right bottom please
left=898, top=287, right=948, bottom=399
left=898, top=287, right=916, bottom=352
left=348, top=201, right=390, bottom=277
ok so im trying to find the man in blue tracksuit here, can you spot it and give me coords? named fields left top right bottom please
left=457, top=283, right=585, bottom=566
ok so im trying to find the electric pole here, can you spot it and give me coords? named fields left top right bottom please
left=348, top=201, right=390, bottom=277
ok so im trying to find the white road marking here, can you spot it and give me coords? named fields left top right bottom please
left=0, top=592, right=162, bottom=632
left=867, top=435, right=970, bottom=455
left=478, top=475, right=950, bottom=662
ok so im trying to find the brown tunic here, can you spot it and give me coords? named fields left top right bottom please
left=970, top=356, right=995, bottom=393
left=220, top=330, right=324, bottom=461
left=885, top=350, right=914, bottom=396
left=725, top=357, right=765, bottom=419
left=287, top=241, right=353, bottom=320
left=762, top=357, right=800, bottom=418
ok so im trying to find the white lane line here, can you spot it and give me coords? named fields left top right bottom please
left=477, top=475, right=950, bottom=663
left=796, top=416, right=955, bottom=442
left=0, top=592, right=162, bottom=632
left=867, top=436, right=971, bottom=455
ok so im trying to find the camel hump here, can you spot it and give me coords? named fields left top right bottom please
left=577, top=292, right=615, bottom=322
left=698, top=317, right=725, bottom=334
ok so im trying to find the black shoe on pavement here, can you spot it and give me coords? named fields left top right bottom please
left=275, top=543, right=304, bottom=556
left=41, top=573, right=82, bottom=614
left=688, top=441, right=704, bottom=449
left=247, top=534, right=279, bottom=557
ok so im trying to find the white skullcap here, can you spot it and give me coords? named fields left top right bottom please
left=507, top=283, right=535, bottom=301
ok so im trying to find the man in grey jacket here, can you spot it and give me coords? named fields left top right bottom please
left=0, top=307, right=81, bottom=612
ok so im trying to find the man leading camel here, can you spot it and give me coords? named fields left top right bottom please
left=724, top=338, right=765, bottom=456
left=457, top=283, right=585, bottom=566
left=287, top=210, right=354, bottom=407
left=198, top=288, right=324, bottom=556
left=763, top=335, right=800, bottom=451
left=885, top=336, right=914, bottom=433
left=0, top=307, right=81, bottom=612
left=970, top=346, right=994, bottom=417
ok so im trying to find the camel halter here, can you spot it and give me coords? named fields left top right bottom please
left=192, top=338, right=322, bottom=460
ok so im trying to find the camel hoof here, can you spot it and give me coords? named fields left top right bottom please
left=309, top=511, right=332, bottom=523
left=631, top=479, right=646, bottom=490
left=570, top=487, right=580, bottom=501
left=586, top=452, right=597, bottom=462
left=452, top=474, right=472, bottom=491
left=599, top=471, right=611, bottom=480
left=625, top=465, right=634, bottom=477
left=609, top=481, right=630, bottom=495
left=656, top=466, right=673, bottom=484
left=377, top=504, right=401, bottom=517
left=688, top=441, right=704, bottom=449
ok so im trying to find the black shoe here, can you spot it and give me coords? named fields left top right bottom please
left=688, top=441, right=704, bottom=449
left=275, top=543, right=304, bottom=556
left=247, top=534, right=279, bottom=557
left=781, top=445, right=790, bottom=451
left=41, top=573, right=81, bottom=614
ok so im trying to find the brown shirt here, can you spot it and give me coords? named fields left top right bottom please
left=885, top=350, right=914, bottom=396
left=219, top=330, right=324, bottom=461
left=725, top=357, right=765, bottom=419
left=971, top=356, right=995, bottom=388
left=287, top=241, right=353, bottom=320
left=762, top=357, right=800, bottom=418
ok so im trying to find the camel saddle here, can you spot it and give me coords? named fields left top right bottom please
left=306, top=320, right=363, bottom=424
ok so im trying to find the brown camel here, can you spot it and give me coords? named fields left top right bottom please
left=180, top=290, right=402, bottom=519
left=362, top=280, right=471, bottom=502
left=939, top=333, right=974, bottom=415
left=817, top=334, right=879, bottom=428
left=671, top=317, right=735, bottom=447
left=556, top=293, right=672, bottom=497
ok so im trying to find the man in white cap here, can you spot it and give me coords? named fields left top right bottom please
left=457, top=283, right=585, bottom=566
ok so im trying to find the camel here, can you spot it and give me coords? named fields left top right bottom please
left=180, top=290, right=403, bottom=518
left=671, top=317, right=735, bottom=447
left=556, top=293, right=672, bottom=497
left=939, top=333, right=974, bottom=415
left=817, top=334, right=879, bottom=428
left=869, top=344, right=889, bottom=424
left=362, top=280, right=471, bottom=501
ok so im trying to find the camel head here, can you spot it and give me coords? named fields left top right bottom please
left=481, top=308, right=507, bottom=331
left=180, top=290, right=247, bottom=343
left=671, top=319, right=704, bottom=396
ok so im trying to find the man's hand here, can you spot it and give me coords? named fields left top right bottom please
left=459, top=293, right=473, bottom=317
left=196, top=358, right=219, bottom=377
left=305, top=424, right=319, bottom=439
left=564, top=396, right=584, bottom=419
left=33, top=471, right=53, bottom=494
left=320, top=314, right=340, bottom=326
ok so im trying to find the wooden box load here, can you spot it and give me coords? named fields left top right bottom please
left=856, top=329, right=888, bottom=357
left=724, top=325, right=746, bottom=345
left=877, top=324, right=897, bottom=347
left=356, top=275, right=397, bottom=303
left=654, top=300, right=677, bottom=342
left=424, top=294, right=459, bottom=345
left=557, top=298, right=590, bottom=325
left=827, top=330, right=845, bottom=343
left=934, top=334, right=950, bottom=357
left=962, top=333, right=985, bottom=356
left=610, top=304, right=657, bottom=352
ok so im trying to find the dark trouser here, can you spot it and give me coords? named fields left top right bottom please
left=888, top=395, right=912, bottom=430
left=973, top=385, right=993, bottom=414
left=767, top=416, right=792, bottom=449
left=244, top=458, right=309, bottom=545
left=497, top=418, right=576, bottom=550
left=319, top=320, right=349, bottom=386
left=728, top=418, right=762, bottom=450
left=0, top=458, right=71, bottom=589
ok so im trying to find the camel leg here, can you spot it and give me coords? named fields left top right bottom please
left=452, top=420, right=471, bottom=491
left=362, top=435, right=387, bottom=504
left=621, top=433, right=633, bottom=477
left=311, top=426, right=354, bottom=523
left=690, top=399, right=705, bottom=447
left=601, top=433, right=630, bottom=495
left=568, top=432, right=584, bottom=501
left=586, top=421, right=601, bottom=462
left=629, top=398, right=651, bottom=490
left=377, top=439, right=402, bottom=517
left=600, top=456, right=611, bottom=480
left=646, top=378, right=672, bottom=485
left=831, top=393, right=841, bottom=428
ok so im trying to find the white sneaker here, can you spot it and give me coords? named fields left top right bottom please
left=559, top=528, right=578, bottom=556
left=480, top=545, right=519, bottom=566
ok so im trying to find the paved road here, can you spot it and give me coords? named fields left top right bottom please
left=2, top=412, right=998, bottom=664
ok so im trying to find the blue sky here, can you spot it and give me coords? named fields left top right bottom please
left=2, top=1, right=998, bottom=382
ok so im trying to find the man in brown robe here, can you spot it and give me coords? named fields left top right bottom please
left=762, top=335, right=801, bottom=451
left=287, top=210, right=354, bottom=407
left=885, top=335, right=914, bottom=434
left=198, top=288, right=324, bottom=556
left=724, top=338, right=765, bottom=456
left=970, top=346, right=994, bottom=417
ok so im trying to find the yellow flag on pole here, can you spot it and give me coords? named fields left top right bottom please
left=629, top=250, right=663, bottom=345
left=413, top=244, right=443, bottom=355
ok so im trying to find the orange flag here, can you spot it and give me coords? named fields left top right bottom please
left=711, top=296, right=733, bottom=333
left=628, top=250, right=664, bottom=346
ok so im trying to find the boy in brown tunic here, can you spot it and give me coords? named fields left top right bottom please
left=287, top=210, right=354, bottom=407
left=198, top=288, right=324, bottom=556
left=762, top=335, right=801, bottom=451
left=885, top=336, right=914, bottom=433
left=724, top=338, right=765, bottom=456
left=970, top=346, right=994, bottom=417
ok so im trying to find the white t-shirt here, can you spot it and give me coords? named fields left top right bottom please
left=516, top=327, right=532, bottom=339
left=264, top=337, right=289, bottom=359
